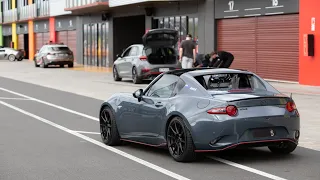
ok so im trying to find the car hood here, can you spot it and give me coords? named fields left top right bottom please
left=142, top=29, right=179, bottom=48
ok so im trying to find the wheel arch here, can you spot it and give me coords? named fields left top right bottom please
left=163, top=111, right=193, bottom=140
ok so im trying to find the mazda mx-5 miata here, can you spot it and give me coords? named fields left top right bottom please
left=99, top=68, right=300, bottom=162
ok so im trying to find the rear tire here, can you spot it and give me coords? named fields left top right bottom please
left=132, top=67, right=142, bottom=84
left=268, top=142, right=297, bottom=154
left=113, top=66, right=122, bottom=81
left=60, top=64, right=64, bottom=68
left=167, top=117, right=197, bottom=162
left=68, top=63, right=74, bottom=68
left=100, top=106, right=122, bottom=146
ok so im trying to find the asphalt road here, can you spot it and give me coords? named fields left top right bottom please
left=0, top=76, right=319, bottom=180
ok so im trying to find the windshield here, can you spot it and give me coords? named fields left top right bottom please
left=193, top=73, right=268, bottom=94
left=49, top=46, right=70, bottom=51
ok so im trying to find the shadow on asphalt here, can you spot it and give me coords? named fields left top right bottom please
left=118, top=141, right=320, bottom=164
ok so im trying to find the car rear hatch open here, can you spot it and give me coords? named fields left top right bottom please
left=142, top=29, right=179, bottom=48
left=142, top=29, right=179, bottom=65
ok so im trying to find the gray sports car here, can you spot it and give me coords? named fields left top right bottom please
left=99, top=68, right=300, bottom=162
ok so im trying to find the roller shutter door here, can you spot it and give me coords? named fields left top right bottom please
left=217, top=14, right=299, bottom=82
left=217, top=18, right=257, bottom=73
left=256, top=14, right=299, bottom=82
left=57, top=30, right=77, bottom=61
left=18, top=34, right=24, bottom=50
left=35, top=32, right=50, bottom=51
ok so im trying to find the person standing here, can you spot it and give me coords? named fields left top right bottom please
left=179, top=34, right=197, bottom=69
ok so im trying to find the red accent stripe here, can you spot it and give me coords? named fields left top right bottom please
left=194, top=138, right=297, bottom=152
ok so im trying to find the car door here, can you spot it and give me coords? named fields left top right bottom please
left=116, top=47, right=132, bottom=77
left=133, top=74, right=181, bottom=138
left=123, top=46, right=139, bottom=76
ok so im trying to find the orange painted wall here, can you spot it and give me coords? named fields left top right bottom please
left=49, top=17, right=56, bottom=42
left=28, top=0, right=34, bottom=60
left=299, top=0, right=320, bottom=85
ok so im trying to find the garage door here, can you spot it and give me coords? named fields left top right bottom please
left=57, top=30, right=77, bottom=61
left=35, top=32, right=50, bottom=51
left=18, top=34, right=24, bottom=50
left=217, top=14, right=299, bottom=82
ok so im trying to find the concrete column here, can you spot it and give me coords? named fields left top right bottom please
left=49, top=17, right=56, bottom=42
left=28, top=0, right=35, bottom=60
left=0, top=2, right=2, bottom=46
left=198, top=0, right=215, bottom=54
left=11, top=0, right=18, bottom=49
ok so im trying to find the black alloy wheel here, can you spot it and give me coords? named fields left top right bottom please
left=100, top=107, right=121, bottom=146
left=132, top=67, right=142, bottom=84
left=268, top=142, right=297, bottom=154
left=167, top=117, right=196, bottom=162
left=113, top=66, right=122, bottom=81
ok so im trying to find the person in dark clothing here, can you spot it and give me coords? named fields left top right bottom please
left=193, top=52, right=217, bottom=67
left=210, top=50, right=234, bottom=68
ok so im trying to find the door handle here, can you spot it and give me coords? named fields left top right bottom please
left=155, top=102, right=163, bottom=107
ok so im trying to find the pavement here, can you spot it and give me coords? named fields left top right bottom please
left=0, top=60, right=320, bottom=180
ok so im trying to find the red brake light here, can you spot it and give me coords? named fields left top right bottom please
left=139, top=56, right=147, bottom=61
left=286, top=101, right=296, bottom=112
left=207, top=105, right=238, bottom=116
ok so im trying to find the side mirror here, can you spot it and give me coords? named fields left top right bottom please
left=116, top=54, right=121, bottom=58
left=133, top=89, right=143, bottom=101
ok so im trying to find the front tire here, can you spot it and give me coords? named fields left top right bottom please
left=34, top=60, right=40, bottom=67
left=100, top=106, right=122, bottom=146
left=268, top=142, right=297, bottom=154
left=113, top=66, right=122, bottom=81
left=68, top=63, right=74, bottom=68
left=167, top=117, right=197, bottom=162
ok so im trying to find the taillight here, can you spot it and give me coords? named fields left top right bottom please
left=207, top=105, right=238, bottom=116
left=139, top=56, right=147, bottom=61
left=286, top=101, right=296, bottom=112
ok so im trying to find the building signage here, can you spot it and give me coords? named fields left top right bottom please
left=215, top=0, right=299, bottom=19
left=34, top=20, right=49, bottom=33
left=17, top=23, right=28, bottom=34
left=55, top=16, right=76, bottom=31
left=311, top=17, right=316, bottom=32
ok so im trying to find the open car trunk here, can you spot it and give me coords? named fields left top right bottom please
left=142, top=29, right=179, bottom=65
left=143, top=47, right=178, bottom=65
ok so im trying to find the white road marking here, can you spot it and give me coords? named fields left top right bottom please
left=0, top=87, right=289, bottom=180
left=73, top=131, right=100, bottom=135
left=0, top=87, right=99, bottom=121
left=209, top=156, right=287, bottom=180
left=0, top=100, right=191, bottom=180
left=0, top=97, right=32, bottom=100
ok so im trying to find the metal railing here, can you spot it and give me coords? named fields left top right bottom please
left=18, top=4, right=37, bottom=20
left=38, top=0, right=50, bottom=17
left=3, top=9, right=18, bottom=23
left=65, top=0, right=108, bottom=9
